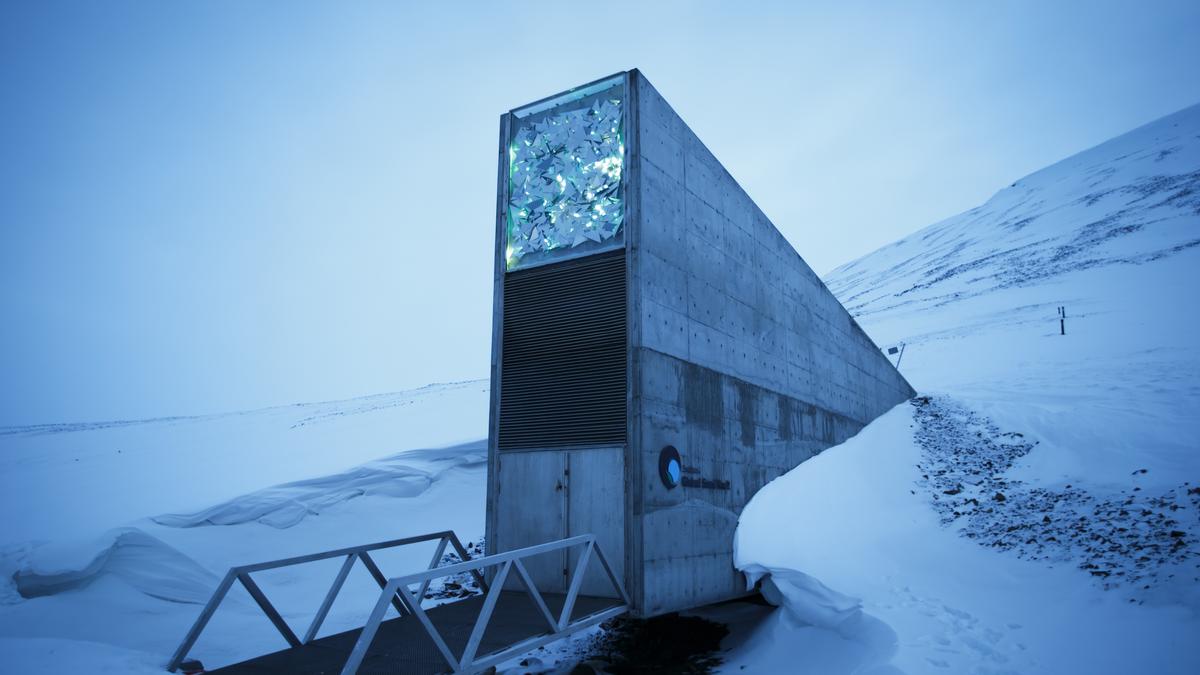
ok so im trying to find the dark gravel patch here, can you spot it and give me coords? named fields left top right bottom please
left=575, top=613, right=729, bottom=674
left=422, top=538, right=485, bottom=601
left=911, top=396, right=1199, bottom=597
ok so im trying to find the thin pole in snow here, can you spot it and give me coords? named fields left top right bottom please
left=1059, top=306, right=1066, bottom=335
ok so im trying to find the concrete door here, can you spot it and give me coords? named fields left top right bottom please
left=494, top=447, right=626, bottom=598
left=566, top=447, right=625, bottom=598
left=495, top=451, right=567, bottom=593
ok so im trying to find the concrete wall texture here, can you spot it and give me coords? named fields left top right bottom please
left=487, top=70, right=914, bottom=618
left=625, top=70, right=915, bottom=615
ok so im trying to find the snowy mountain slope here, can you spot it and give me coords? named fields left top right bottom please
left=823, top=104, right=1200, bottom=494
left=827, top=103, right=1200, bottom=319
left=732, top=104, right=1200, bottom=673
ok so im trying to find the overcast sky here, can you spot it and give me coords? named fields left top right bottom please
left=2, top=1, right=1198, bottom=425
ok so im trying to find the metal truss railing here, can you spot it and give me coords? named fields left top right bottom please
left=166, top=530, right=482, bottom=672
left=341, top=533, right=628, bottom=675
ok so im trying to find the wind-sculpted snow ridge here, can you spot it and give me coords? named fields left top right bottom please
left=912, top=396, right=1200, bottom=597
left=826, top=104, right=1200, bottom=319
left=8, top=528, right=217, bottom=604
left=0, top=379, right=489, bottom=545
left=739, top=564, right=867, bottom=633
left=153, top=441, right=485, bottom=529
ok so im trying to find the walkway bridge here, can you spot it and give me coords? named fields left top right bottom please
left=167, top=531, right=628, bottom=675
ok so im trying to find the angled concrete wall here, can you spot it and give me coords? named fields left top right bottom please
left=486, top=70, right=913, bottom=618
left=626, top=70, right=914, bottom=615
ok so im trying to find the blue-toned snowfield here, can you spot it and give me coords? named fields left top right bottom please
left=1, top=104, right=1197, bottom=673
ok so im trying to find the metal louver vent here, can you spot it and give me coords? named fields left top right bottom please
left=498, top=249, right=627, bottom=450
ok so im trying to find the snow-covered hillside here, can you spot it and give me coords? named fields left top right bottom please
left=733, top=104, right=1200, bottom=673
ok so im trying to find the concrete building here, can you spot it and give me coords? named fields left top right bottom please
left=486, top=70, right=914, bottom=617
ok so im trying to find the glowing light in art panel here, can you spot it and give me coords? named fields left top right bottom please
left=506, top=76, right=625, bottom=270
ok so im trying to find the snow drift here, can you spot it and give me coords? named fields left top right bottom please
left=12, top=528, right=217, bottom=604
left=732, top=103, right=1200, bottom=673
left=0, top=383, right=488, bottom=672
left=152, top=441, right=485, bottom=529
left=0, top=380, right=489, bottom=544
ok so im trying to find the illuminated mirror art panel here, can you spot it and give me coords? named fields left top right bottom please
left=506, top=76, right=625, bottom=271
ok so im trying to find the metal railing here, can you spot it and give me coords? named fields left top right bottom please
left=166, top=530, right=482, bottom=672
left=342, top=533, right=628, bottom=675
left=167, top=531, right=629, bottom=675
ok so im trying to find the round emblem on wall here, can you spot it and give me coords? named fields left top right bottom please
left=659, top=445, right=682, bottom=489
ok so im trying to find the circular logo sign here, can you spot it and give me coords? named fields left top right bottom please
left=658, top=445, right=682, bottom=489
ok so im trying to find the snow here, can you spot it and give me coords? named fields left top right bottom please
left=0, top=638, right=165, bottom=674
left=733, top=407, right=1197, bottom=674
left=12, top=528, right=218, bottom=604
left=150, top=442, right=485, bottom=529
left=731, top=103, right=1200, bottom=673
left=0, top=462, right=486, bottom=671
left=1, top=99, right=1197, bottom=674
left=0, top=382, right=489, bottom=672
left=0, top=380, right=489, bottom=544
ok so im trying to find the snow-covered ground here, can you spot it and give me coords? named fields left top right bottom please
left=0, top=382, right=490, bottom=672
left=2, top=102, right=1197, bottom=674
left=732, top=103, right=1200, bottom=673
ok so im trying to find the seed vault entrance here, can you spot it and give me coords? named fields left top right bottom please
left=486, top=70, right=916, bottom=617
left=486, top=73, right=631, bottom=604
left=494, top=448, right=625, bottom=598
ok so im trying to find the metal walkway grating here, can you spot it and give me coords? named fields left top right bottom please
left=209, top=592, right=620, bottom=675
left=168, top=532, right=629, bottom=674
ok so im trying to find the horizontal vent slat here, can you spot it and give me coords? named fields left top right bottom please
left=498, top=250, right=627, bottom=451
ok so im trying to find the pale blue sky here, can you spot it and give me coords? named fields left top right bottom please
left=2, top=1, right=1198, bottom=425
